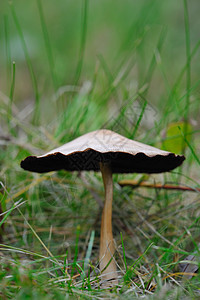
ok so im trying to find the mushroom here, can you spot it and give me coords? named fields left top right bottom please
left=20, top=129, right=185, bottom=286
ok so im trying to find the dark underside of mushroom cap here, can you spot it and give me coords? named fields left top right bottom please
left=20, top=150, right=185, bottom=174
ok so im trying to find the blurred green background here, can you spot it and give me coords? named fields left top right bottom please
left=1, top=1, right=200, bottom=130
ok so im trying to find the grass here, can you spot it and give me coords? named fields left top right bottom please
left=1, top=0, right=200, bottom=298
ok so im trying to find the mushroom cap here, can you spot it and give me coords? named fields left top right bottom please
left=21, top=129, right=185, bottom=174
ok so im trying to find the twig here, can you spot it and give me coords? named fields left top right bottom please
left=118, top=180, right=200, bottom=193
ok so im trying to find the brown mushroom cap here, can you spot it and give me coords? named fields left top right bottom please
left=20, top=129, right=185, bottom=174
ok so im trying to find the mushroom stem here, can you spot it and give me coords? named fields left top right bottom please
left=99, top=162, right=118, bottom=286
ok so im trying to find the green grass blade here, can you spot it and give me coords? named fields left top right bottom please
left=10, top=3, right=40, bottom=125
left=7, top=61, right=16, bottom=131
left=120, top=232, right=127, bottom=272
left=9, top=61, right=15, bottom=105
left=131, top=100, right=147, bottom=139
left=183, top=0, right=191, bottom=122
left=143, top=26, right=167, bottom=90
left=74, top=0, right=89, bottom=84
left=0, top=199, right=26, bottom=227
left=71, top=225, right=81, bottom=277
left=36, top=0, right=58, bottom=90
left=122, top=242, right=153, bottom=283
left=179, top=126, right=200, bottom=165
left=4, top=15, right=11, bottom=87
left=84, top=230, right=95, bottom=273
